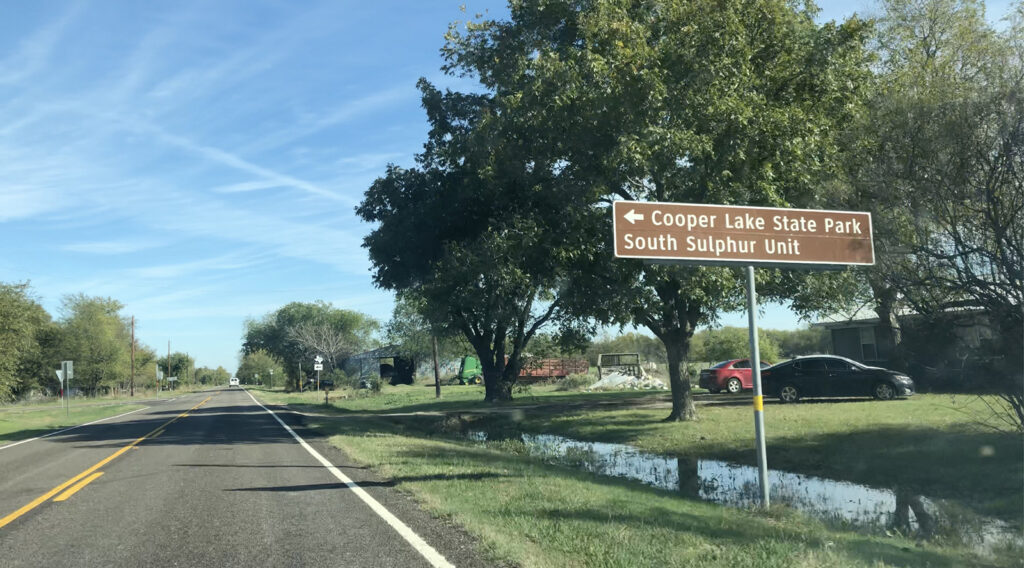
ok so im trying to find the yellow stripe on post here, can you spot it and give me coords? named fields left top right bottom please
left=753, top=395, right=763, bottom=412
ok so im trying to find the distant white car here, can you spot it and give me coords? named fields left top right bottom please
left=229, top=377, right=240, bottom=387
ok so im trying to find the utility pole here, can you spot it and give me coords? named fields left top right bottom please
left=130, top=316, right=135, bottom=397
left=167, top=340, right=171, bottom=393
left=432, top=336, right=441, bottom=399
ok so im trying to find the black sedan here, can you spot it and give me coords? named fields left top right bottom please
left=762, top=355, right=915, bottom=403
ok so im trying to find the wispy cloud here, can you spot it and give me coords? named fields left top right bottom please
left=63, top=240, right=164, bottom=255
left=123, top=251, right=268, bottom=280
left=0, top=3, right=80, bottom=85
left=140, top=3, right=348, bottom=110
left=334, top=152, right=407, bottom=173
left=131, top=119, right=351, bottom=204
left=210, top=180, right=284, bottom=194
left=241, top=85, right=414, bottom=155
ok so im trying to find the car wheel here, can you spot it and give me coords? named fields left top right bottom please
left=778, top=384, right=801, bottom=403
left=873, top=382, right=896, bottom=400
left=726, top=378, right=742, bottom=394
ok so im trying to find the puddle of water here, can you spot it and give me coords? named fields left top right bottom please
left=468, top=430, right=1022, bottom=556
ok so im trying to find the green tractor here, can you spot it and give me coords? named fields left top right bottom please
left=452, top=356, right=484, bottom=385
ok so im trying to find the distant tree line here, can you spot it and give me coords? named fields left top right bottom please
left=0, top=281, right=228, bottom=403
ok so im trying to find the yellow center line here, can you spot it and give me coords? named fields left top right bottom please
left=54, top=472, right=104, bottom=502
left=0, top=394, right=215, bottom=529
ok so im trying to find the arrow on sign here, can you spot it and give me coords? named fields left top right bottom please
left=623, top=209, right=644, bottom=224
left=56, top=370, right=64, bottom=384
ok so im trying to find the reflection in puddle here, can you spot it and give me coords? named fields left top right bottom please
left=468, top=431, right=1022, bottom=555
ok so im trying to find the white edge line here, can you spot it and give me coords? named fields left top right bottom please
left=243, top=389, right=455, bottom=568
left=0, top=406, right=151, bottom=452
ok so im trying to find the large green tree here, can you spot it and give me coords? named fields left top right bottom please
left=384, top=292, right=473, bottom=371
left=689, top=327, right=782, bottom=364
left=237, top=350, right=284, bottom=387
left=358, top=79, right=604, bottom=402
left=195, top=366, right=232, bottom=386
left=441, top=0, right=873, bottom=418
left=0, top=282, right=54, bottom=401
left=58, top=294, right=132, bottom=395
left=242, top=301, right=378, bottom=388
left=157, top=352, right=195, bottom=388
left=846, top=0, right=1023, bottom=426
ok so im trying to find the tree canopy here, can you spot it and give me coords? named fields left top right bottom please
left=242, top=301, right=378, bottom=388
left=414, top=0, right=874, bottom=416
left=237, top=350, right=284, bottom=387
left=58, top=294, right=132, bottom=395
left=358, top=78, right=604, bottom=401
left=0, top=282, right=53, bottom=401
left=844, top=0, right=1023, bottom=427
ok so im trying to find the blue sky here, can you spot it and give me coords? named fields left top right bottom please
left=0, top=1, right=1016, bottom=372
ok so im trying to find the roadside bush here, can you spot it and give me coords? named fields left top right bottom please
left=554, top=373, right=594, bottom=391
left=512, top=382, right=534, bottom=397
left=356, top=374, right=383, bottom=393
left=326, top=369, right=348, bottom=388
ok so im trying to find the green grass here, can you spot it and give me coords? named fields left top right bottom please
left=0, top=401, right=147, bottom=444
left=252, top=382, right=669, bottom=414
left=251, top=386, right=1023, bottom=567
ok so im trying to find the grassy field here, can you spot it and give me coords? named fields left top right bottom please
left=254, top=382, right=670, bottom=413
left=0, top=401, right=148, bottom=444
left=251, top=385, right=1023, bottom=567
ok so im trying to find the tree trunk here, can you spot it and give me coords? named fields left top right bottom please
left=870, top=278, right=904, bottom=369
left=495, top=376, right=514, bottom=402
left=663, top=337, right=696, bottom=421
left=482, top=368, right=514, bottom=402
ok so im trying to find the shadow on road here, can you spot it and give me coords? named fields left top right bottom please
left=226, top=472, right=508, bottom=493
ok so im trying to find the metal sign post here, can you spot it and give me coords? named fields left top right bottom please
left=61, top=361, right=73, bottom=417
left=314, top=356, right=324, bottom=391
left=612, top=201, right=874, bottom=508
left=745, top=266, right=770, bottom=507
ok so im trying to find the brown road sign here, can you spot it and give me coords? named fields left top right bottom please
left=613, top=201, right=874, bottom=266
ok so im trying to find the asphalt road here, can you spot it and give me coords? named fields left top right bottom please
left=0, top=388, right=491, bottom=567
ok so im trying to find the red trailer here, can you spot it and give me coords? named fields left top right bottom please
left=517, top=358, right=589, bottom=383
